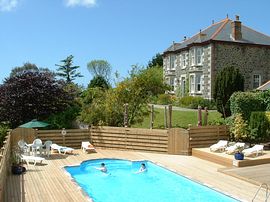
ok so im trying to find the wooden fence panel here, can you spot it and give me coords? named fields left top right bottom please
left=189, top=125, right=229, bottom=150
left=0, top=133, right=11, bottom=202
left=10, top=128, right=36, bottom=148
left=168, top=128, right=189, bottom=155
left=36, top=129, right=90, bottom=149
left=90, top=126, right=169, bottom=153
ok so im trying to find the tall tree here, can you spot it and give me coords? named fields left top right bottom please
left=213, top=66, right=244, bottom=118
left=56, top=55, right=83, bottom=83
left=0, top=71, right=72, bottom=128
left=80, top=65, right=169, bottom=126
left=87, top=60, right=112, bottom=82
left=88, top=75, right=110, bottom=90
left=148, top=53, right=163, bottom=68
left=9, top=62, right=51, bottom=78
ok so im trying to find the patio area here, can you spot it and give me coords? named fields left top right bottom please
left=5, top=149, right=269, bottom=202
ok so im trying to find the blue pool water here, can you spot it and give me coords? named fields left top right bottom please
left=65, top=159, right=238, bottom=202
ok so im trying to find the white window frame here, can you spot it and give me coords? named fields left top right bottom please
left=170, top=77, right=175, bottom=92
left=196, top=74, right=202, bottom=92
left=185, top=53, right=188, bottom=67
left=170, top=55, right=175, bottom=70
left=253, top=74, right=261, bottom=88
left=196, top=48, right=203, bottom=65
left=180, top=76, right=186, bottom=96
left=191, top=49, right=195, bottom=66
left=190, top=74, right=195, bottom=93
left=182, top=54, right=186, bottom=67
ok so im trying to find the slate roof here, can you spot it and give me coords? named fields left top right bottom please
left=164, top=18, right=270, bottom=53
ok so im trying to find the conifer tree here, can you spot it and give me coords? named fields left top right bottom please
left=213, top=66, right=244, bottom=118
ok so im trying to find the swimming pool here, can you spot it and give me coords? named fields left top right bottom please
left=65, top=159, right=238, bottom=202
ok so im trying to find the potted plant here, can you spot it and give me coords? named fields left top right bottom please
left=11, top=151, right=26, bottom=175
left=234, top=146, right=244, bottom=160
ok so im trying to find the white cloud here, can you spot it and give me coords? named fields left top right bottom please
left=65, top=0, right=96, bottom=8
left=0, top=0, right=18, bottom=11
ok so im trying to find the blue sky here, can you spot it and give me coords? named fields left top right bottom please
left=1, top=0, right=270, bottom=87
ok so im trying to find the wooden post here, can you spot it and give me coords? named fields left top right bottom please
left=204, top=107, right=208, bottom=126
left=61, top=128, right=67, bottom=146
left=150, top=104, right=154, bottom=129
left=124, top=103, right=129, bottom=127
left=197, top=106, right=202, bottom=126
left=168, top=104, right=172, bottom=128
left=164, top=106, right=168, bottom=129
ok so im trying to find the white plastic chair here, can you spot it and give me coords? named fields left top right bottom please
left=31, top=139, right=43, bottom=156
left=210, top=140, right=228, bottom=152
left=225, top=142, right=245, bottom=154
left=81, top=141, right=96, bottom=153
left=18, top=140, right=30, bottom=154
left=42, top=140, right=52, bottom=157
left=242, top=145, right=264, bottom=157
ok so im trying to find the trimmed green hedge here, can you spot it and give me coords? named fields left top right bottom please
left=249, top=111, right=270, bottom=142
left=230, top=92, right=265, bottom=121
left=177, top=96, right=216, bottom=110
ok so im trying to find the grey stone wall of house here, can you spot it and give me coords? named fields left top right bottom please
left=202, top=44, right=212, bottom=99
left=213, top=43, right=270, bottom=91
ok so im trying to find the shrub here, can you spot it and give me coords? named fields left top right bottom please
left=230, top=91, right=265, bottom=121
left=249, top=111, right=270, bottom=143
left=230, top=113, right=249, bottom=142
left=260, top=90, right=270, bottom=110
left=156, top=94, right=176, bottom=105
left=0, top=123, right=9, bottom=147
left=177, top=96, right=216, bottom=109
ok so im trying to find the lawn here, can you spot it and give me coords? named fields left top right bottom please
left=132, top=108, right=223, bottom=129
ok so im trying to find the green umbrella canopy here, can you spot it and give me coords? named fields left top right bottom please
left=19, top=119, right=49, bottom=128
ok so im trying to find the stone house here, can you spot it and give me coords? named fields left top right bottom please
left=163, top=16, right=270, bottom=99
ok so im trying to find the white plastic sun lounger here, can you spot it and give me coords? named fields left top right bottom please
left=242, top=144, right=264, bottom=157
left=210, top=140, right=228, bottom=152
left=225, top=142, right=245, bottom=154
left=51, top=144, right=74, bottom=154
left=81, top=141, right=96, bottom=153
left=21, top=155, right=45, bottom=166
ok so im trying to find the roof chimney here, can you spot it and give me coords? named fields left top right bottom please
left=231, top=15, right=242, bottom=40
left=183, top=36, right=187, bottom=41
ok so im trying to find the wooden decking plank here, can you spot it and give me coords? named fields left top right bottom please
left=5, top=149, right=269, bottom=201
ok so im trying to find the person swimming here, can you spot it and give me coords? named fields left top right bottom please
left=95, top=163, right=107, bottom=173
left=135, top=163, right=147, bottom=174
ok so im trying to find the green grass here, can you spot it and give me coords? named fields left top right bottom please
left=132, top=108, right=223, bottom=129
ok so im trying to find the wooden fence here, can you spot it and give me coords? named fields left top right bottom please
left=36, top=129, right=90, bottom=149
left=9, top=125, right=229, bottom=155
left=188, top=125, right=229, bottom=154
left=91, top=126, right=169, bottom=153
left=0, top=132, right=11, bottom=202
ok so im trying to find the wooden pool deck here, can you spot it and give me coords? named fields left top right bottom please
left=193, top=148, right=270, bottom=167
left=5, top=149, right=269, bottom=202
